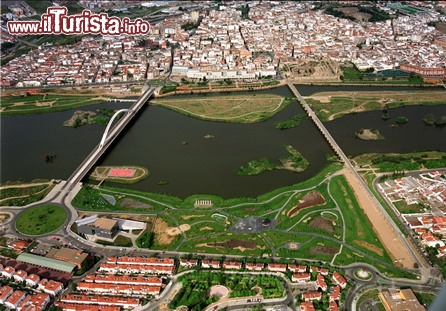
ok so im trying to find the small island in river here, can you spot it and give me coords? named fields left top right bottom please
left=355, top=128, right=385, bottom=140
left=238, top=145, right=309, bottom=176
left=63, top=108, right=118, bottom=127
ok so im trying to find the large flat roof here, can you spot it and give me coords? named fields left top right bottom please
left=17, top=253, right=76, bottom=274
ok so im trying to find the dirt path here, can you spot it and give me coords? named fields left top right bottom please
left=341, top=168, right=415, bottom=269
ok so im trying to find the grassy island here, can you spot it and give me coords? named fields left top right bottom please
left=151, top=94, right=292, bottom=123
left=275, top=113, right=308, bottom=129
left=355, top=128, right=385, bottom=140
left=63, top=108, right=119, bottom=127
left=238, top=145, right=309, bottom=176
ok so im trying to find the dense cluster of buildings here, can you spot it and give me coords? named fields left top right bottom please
left=1, top=1, right=445, bottom=88
left=0, top=263, right=64, bottom=310
left=378, top=170, right=446, bottom=258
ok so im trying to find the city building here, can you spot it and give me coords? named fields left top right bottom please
left=78, top=218, right=119, bottom=239
left=379, top=288, right=425, bottom=311
left=46, top=247, right=88, bottom=269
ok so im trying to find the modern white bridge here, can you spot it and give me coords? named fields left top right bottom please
left=61, top=86, right=155, bottom=193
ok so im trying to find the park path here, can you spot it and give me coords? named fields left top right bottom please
left=341, top=168, right=415, bottom=269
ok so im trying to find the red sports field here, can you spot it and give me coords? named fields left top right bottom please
left=108, top=168, right=136, bottom=177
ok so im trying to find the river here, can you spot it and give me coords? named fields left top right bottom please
left=1, top=85, right=445, bottom=199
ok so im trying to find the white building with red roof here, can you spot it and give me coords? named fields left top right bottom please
left=1, top=266, right=15, bottom=278
left=329, top=285, right=341, bottom=302
left=17, top=293, right=50, bottom=311
left=60, top=294, right=139, bottom=309
left=291, top=273, right=311, bottom=283
left=222, top=261, right=243, bottom=270
left=332, top=272, right=347, bottom=289
left=0, top=286, right=13, bottom=304
left=202, top=259, right=221, bottom=269
left=267, top=263, right=287, bottom=272
left=13, top=270, right=28, bottom=283
left=5, top=290, right=26, bottom=309
left=25, top=274, right=40, bottom=287
left=245, top=262, right=264, bottom=271
left=316, top=274, right=327, bottom=291
left=302, top=291, right=322, bottom=302
left=179, top=258, right=199, bottom=268
left=38, top=279, right=64, bottom=296
left=299, top=301, right=316, bottom=311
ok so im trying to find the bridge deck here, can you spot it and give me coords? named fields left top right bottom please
left=64, top=87, right=155, bottom=191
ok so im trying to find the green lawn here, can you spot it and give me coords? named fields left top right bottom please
left=16, top=204, right=67, bottom=235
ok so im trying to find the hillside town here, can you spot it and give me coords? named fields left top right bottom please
left=0, top=1, right=445, bottom=88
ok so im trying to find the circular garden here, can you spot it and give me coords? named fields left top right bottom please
left=16, top=204, right=67, bottom=235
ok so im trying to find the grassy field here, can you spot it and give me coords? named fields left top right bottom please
left=0, top=93, right=107, bottom=115
left=151, top=94, right=291, bottom=123
left=305, top=90, right=446, bottom=121
left=16, top=204, right=67, bottom=235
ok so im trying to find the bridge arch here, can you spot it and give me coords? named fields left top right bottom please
left=100, top=109, right=131, bottom=147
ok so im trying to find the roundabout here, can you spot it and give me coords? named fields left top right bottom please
left=15, top=204, right=67, bottom=236
left=354, top=268, right=373, bottom=281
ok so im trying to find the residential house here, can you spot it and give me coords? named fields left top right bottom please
left=13, top=270, right=27, bottom=283
left=0, top=286, right=13, bottom=304
left=299, top=301, right=316, bottom=311
left=222, top=261, right=243, bottom=270
left=17, top=293, right=50, bottom=311
left=316, top=274, right=327, bottom=291
left=179, top=258, right=199, bottom=268
left=329, top=286, right=341, bottom=302
left=5, top=290, right=26, bottom=309
left=267, top=263, right=287, bottom=272
left=288, top=264, right=307, bottom=273
left=291, top=273, right=311, bottom=283
left=25, top=274, right=40, bottom=287
left=302, top=291, right=322, bottom=302
left=1, top=266, right=15, bottom=279
left=38, top=279, right=64, bottom=296
left=332, top=272, right=347, bottom=289
left=245, top=262, right=264, bottom=271
left=202, top=259, right=221, bottom=269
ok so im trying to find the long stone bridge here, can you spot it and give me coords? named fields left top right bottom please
left=59, top=86, right=156, bottom=195
left=286, top=80, right=426, bottom=268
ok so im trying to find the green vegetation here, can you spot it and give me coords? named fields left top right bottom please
left=73, top=162, right=417, bottom=277
left=136, top=231, right=154, bottom=248
left=0, top=180, right=55, bottom=206
left=426, top=246, right=446, bottom=278
left=96, top=236, right=133, bottom=247
left=181, top=22, right=199, bottom=31
left=0, top=93, right=106, bottom=116
left=353, top=151, right=446, bottom=172
left=238, top=145, right=309, bottom=175
left=394, top=116, right=409, bottom=125
left=423, top=113, right=446, bottom=127
left=414, top=291, right=437, bottom=307
left=171, top=271, right=284, bottom=310
left=306, top=90, right=445, bottom=122
left=159, top=85, right=178, bottom=94
left=16, top=204, right=67, bottom=235
left=153, top=94, right=290, bottom=123
left=275, top=113, right=307, bottom=129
